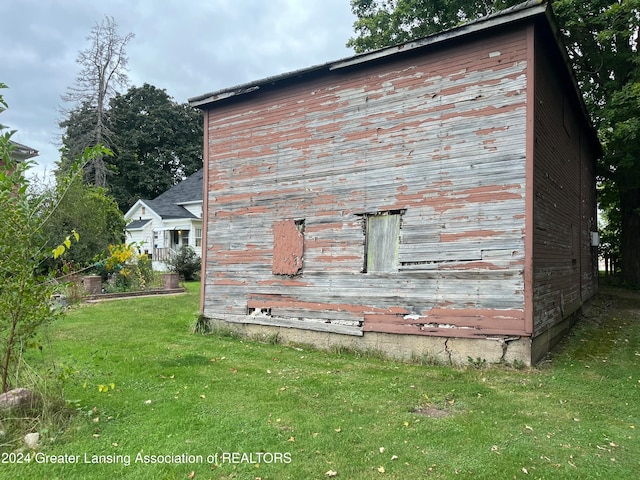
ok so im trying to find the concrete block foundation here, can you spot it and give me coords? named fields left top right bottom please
left=203, top=318, right=533, bottom=366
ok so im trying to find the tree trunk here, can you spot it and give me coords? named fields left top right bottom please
left=620, top=187, right=640, bottom=286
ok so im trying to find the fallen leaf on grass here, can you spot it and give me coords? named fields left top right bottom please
left=326, top=470, right=338, bottom=477
left=378, top=466, right=385, bottom=473
left=188, top=471, right=195, bottom=479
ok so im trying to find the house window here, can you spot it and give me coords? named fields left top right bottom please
left=181, top=229, right=190, bottom=247
left=273, top=219, right=305, bottom=275
left=364, top=211, right=403, bottom=272
left=141, top=206, right=146, bottom=215
left=195, top=228, right=202, bottom=247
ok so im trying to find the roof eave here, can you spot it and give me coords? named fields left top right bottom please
left=9, top=140, right=39, bottom=161
left=331, top=1, right=547, bottom=71
left=188, top=1, right=547, bottom=109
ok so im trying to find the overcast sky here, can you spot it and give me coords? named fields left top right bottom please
left=1, top=0, right=356, bottom=177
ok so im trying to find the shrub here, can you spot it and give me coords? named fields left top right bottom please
left=166, top=245, right=201, bottom=281
left=94, top=242, right=155, bottom=292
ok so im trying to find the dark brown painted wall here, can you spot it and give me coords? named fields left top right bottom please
left=532, top=33, right=599, bottom=336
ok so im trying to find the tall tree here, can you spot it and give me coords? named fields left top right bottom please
left=61, top=16, right=134, bottom=186
left=553, top=0, right=640, bottom=285
left=107, top=83, right=203, bottom=210
left=347, top=0, right=640, bottom=285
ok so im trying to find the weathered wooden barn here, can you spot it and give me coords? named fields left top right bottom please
left=189, top=0, right=600, bottom=365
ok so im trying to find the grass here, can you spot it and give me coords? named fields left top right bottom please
left=1, top=283, right=638, bottom=479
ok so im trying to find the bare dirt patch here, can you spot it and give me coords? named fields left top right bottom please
left=412, top=406, right=452, bottom=418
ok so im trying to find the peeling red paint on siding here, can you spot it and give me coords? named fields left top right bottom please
left=213, top=279, right=247, bottom=286
left=217, top=250, right=271, bottom=265
left=273, top=219, right=304, bottom=275
left=199, top=27, right=538, bottom=342
left=247, top=297, right=409, bottom=316
left=364, top=308, right=526, bottom=336
left=438, top=261, right=512, bottom=270
left=441, top=230, right=506, bottom=242
left=476, top=126, right=510, bottom=136
left=257, top=278, right=311, bottom=287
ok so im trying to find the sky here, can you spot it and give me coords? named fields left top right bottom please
left=1, top=0, right=357, bottom=177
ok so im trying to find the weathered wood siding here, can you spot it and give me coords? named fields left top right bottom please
left=202, top=28, right=530, bottom=338
left=532, top=34, right=598, bottom=336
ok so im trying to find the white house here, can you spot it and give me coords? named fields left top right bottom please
left=124, top=169, right=203, bottom=270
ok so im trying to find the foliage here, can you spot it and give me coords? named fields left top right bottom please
left=0, top=84, right=107, bottom=392
left=59, top=83, right=203, bottom=211
left=165, top=244, right=201, bottom=281
left=60, top=16, right=134, bottom=186
left=41, top=174, right=126, bottom=270
left=93, top=242, right=155, bottom=292
left=347, top=0, right=640, bottom=284
left=107, top=83, right=203, bottom=210
left=549, top=0, right=640, bottom=285
left=347, top=0, right=523, bottom=53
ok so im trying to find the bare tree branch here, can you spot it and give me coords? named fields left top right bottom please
left=61, top=16, right=134, bottom=187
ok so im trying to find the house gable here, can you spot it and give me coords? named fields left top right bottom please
left=125, top=199, right=163, bottom=223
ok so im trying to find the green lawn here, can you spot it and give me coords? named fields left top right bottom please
left=1, top=283, right=638, bottom=479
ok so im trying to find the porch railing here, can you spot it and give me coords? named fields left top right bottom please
left=153, top=247, right=177, bottom=262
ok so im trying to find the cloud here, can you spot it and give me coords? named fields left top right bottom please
left=0, top=0, right=356, bottom=176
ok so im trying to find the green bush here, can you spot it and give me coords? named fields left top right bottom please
left=93, top=243, right=157, bottom=292
left=166, top=245, right=201, bottom=281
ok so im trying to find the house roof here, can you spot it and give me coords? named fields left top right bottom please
left=9, top=140, right=38, bottom=161
left=127, top=218, right=152, bottom=230
left=133, top=168, right=203, bottom=220
left=124, top=168, right=204, bottom=222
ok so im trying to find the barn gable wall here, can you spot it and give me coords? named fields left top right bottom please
left=202, top=27, right=531, bottom=339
